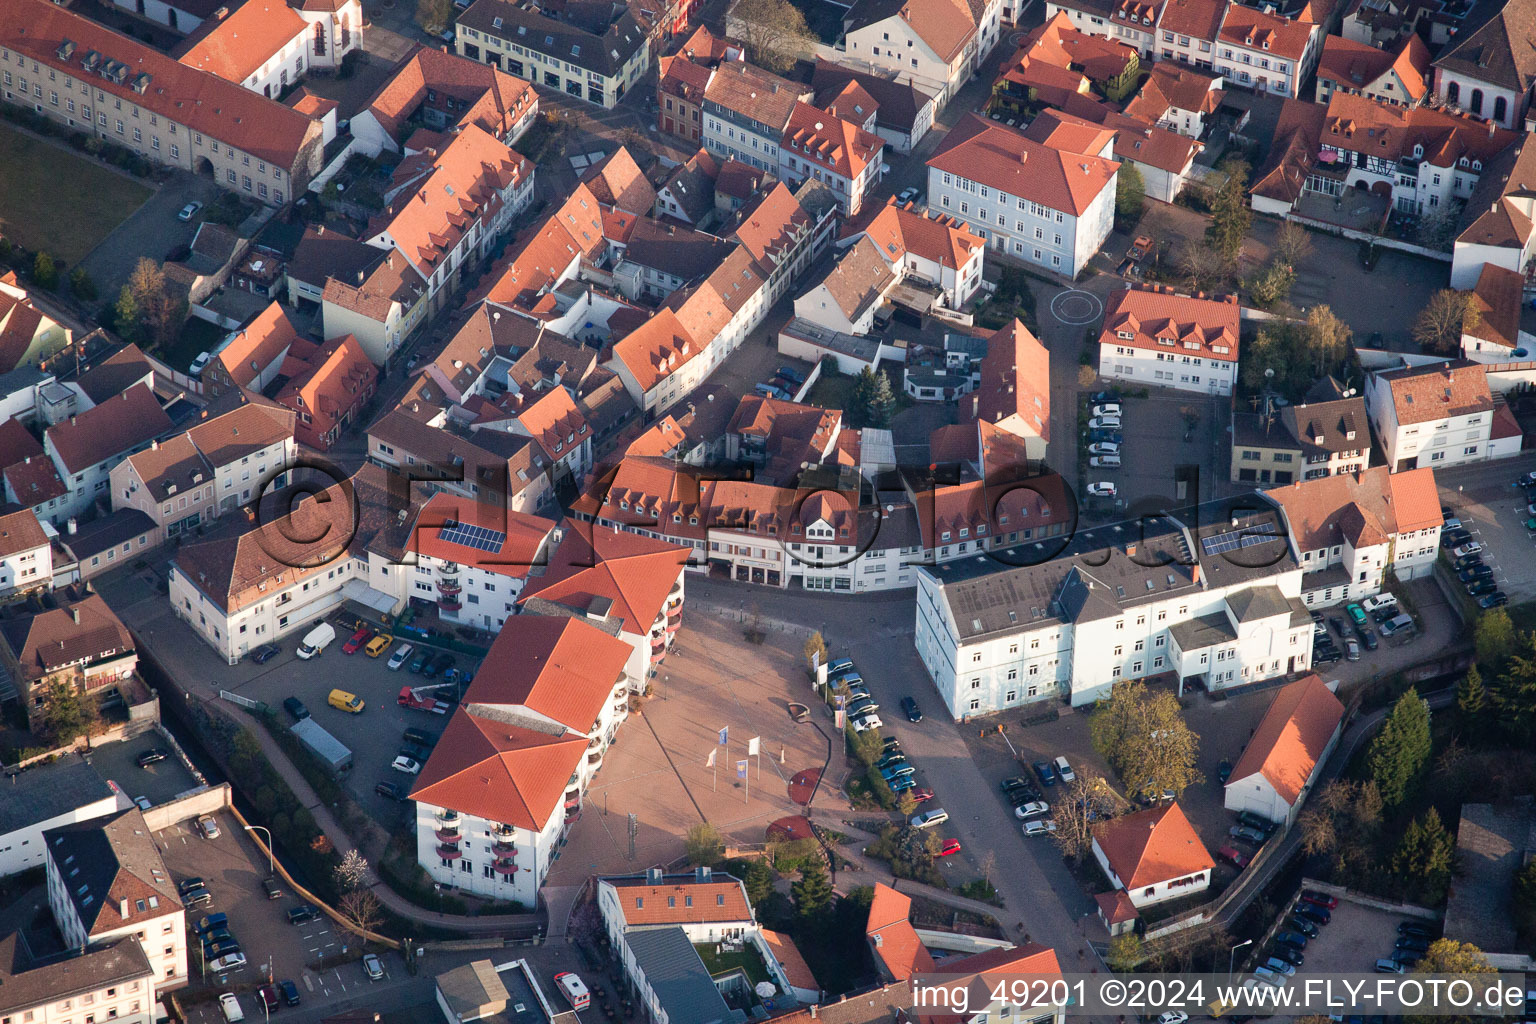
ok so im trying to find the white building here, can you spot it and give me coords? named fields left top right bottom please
left=1096, top=284, right=1240, bottom=395
left=44, top=809, right=187, bottom=990
left=0, top=505, right=52, bottom=599
left=44, top=385, right=174, bottom=522
left=914, top=497, right=1313, bottom=711
left=1091, top=803, right=1213, bottom=908
left=851, top=199, right=987, bottom=309
left=1223, top=674, right=1344, bottom=827
left=0, top=755, right=118, bottom=878
left=454, top=0, right=651, bottom=110
left=409, top=616, right=636, bottom=907
left=174, top=0, right=363, bottom=99
left=1363, top=359, right=1521, bottom=471
left=1266, top=465, right=1443, bottom=607
left=843, top=0, right=1005, bottom=106
left=0, top=930, right=157, bottom=1024
left=926, top=113, right=1117, bottom=277
left=1431, top=0, right=1536, bottom=129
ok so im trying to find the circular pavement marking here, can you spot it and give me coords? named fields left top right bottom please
left=1050, top=289, right=1103, bottom=325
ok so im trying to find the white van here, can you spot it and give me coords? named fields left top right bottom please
left=296, top=622, right=336, bottom=660
left=555, top=972, right=591, bottom=1011
left=219, top=994, right=245, bottom=1023
left=1054, top=756, right=1075, bottom=782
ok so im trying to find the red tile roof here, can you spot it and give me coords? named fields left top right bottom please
left=47, top=384, right=172, bottom=475
left=608, top=876, right=754, bottom=926
left=1126, top=63, right=1222, bottom=121
left=1092, top=802, right=1213, bottom=888
left=0, top=418, right=44, bottom=470
left=408, top=711, right=589, bottom=830
left=407, top=490, right=556, bottom=574
left=928, top=114, right=1118, bottom=217
left=519, top=521, right=689, bottom=637
left=856, top=199, right=984, bottom=271
left=760, top=929, right=819, bottom=991
left=361, top=44, right=536, bottom=146
left=730, top=183, right=812, bottom=272
left=217, top=301, right=302, bottom=389
left=1375, top=360, right=1493, bottom=425
left=463, top=615, right=631, bottom=733
left=1099, top=285, right=1239, bottom=362
left=2, top=0, right=319, bottom=170
left=1157, top=0, right=1225, bottom=40
left=3, top=456, right=66, bottom=507
left=184, top=398, right=295, bottom=467
left=911, top=471, right=1072, bottom=550
left=274, top=333, right=378, bottom=445
left=1267, top=465, right=1440, bottom=550
left=609, top=309, right=702, bottom=394
left=1227, top=674, right=1343, bottom=805
left=0, top=505, right=48, bottom=559
left=477, top=184, right=606, bottom=312
left=1466, top=262, right=1524, bottom=351
left=1321, top=92, right=1518, bottom=168
left=175, top=1, right=307, bottom=84
left=782, top=102, right=884, bottom=180
left=582, top=147, right=657, bottom=215
left=865, top=884, right=934, bottom=981
left=998, top=13, right=1137, bottom=93
left=1217, top=4, right=1315, bottom=60
left=965, top=319, right=1051, bottom=441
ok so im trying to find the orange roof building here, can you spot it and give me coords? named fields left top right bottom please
left=851, top=199, right=986, bottom=308
left=961, top=319, right=1051, bottom=459
left=353, top=44, right=538, bottom=155
left=781, top=102, right=886, bottom=215
left=598, top=869, right=754, bottom=935
left=174, top=1, right=308, bottom=87
left=1097, top=284, right=1241, bottom=396
left=1316, top=33, right=1430, bottom=107
left=1225, top=674, right=1344, bottom=825
left=1091, top=803, right=1213, bottom=907
left=865, top=883, right=935, bottom=981
left=273, top=333, right=378, bottom=450
left=205, top=301, right=303, bottom=396
left=927, top=114, right=1118, bottom=277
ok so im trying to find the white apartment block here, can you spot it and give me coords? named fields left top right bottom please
left=1364, top=360, right=1521, bottom=471
left=1096, top=285, right=1240, bottom=395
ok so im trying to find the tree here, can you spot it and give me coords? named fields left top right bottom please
left=1051, top=768, right=1116, bottom=862
left=1412, top=289, right=1478, bottom=354
left=850, top=367, right=895, bottom=428
left=1177, top=240, right=1228, bottom=291
left=1303, top=305, right=1351, bottom=376
left=1392, top=808, right=1455, bottom=902
left=127, top=258, right=184, bottom=351
left=40, top=681, right=97, bottom=744
left=1412, top=937, right=1492, bottom=975
left=32, top=252, right=58, bottom=290
left=1457, top=666, right=1486, bottom=725
left=415, top=0, right=453, bottom=34
left=1088, top=678, right=1202, bottom=799
left=1415, top=201, right=1464, bottom=251
left=790, top=861, right=833, bottom=922
left=1107, top=932, right=1143, bottom=971
left=1247, top=261, right=1294, bottom=308
left=113, top=284, right=142, bottom=343
left=338, top=889, right=383, bottom=945
left=1206, top=160, right=1252, bottom=266
left=1272, top=221, right=1313, bottom=268
left=741, top=859, right=775, bottom=906
left=334, top=849, right=369, bottom=893
left=1474, top=608, right=1516, bottom=666
left=1368, top=689, right=1432, bottom=806
left=1491, top=638, right=1536, bottom=742
left=68, top=266, right=97, bottom=301
left=686, top=822, right=725, bottom=865
left=1116, top=163, right=1145, bottom=224
left=803, top=631, right=827, bottom=672
left=728, top=0, right=817, bottom=72
left=1296, top=803, right=1336, bottom=856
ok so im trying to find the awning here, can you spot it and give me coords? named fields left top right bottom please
left=341, top=579, right=399, bottom=615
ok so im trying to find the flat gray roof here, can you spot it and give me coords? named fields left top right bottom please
left=0, top=754, right=114, bottom=837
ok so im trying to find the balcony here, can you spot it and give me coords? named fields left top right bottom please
left=491, top=823, right=515, bottom=840
left=435, top=809, right=460, bottom=823
left=494, top=835, right=516, bottom=853
left=439, top=562, right=460, bottom=576
left=435, top=827, right=462, bottom=843
left=436, top=844, right=463, bottom=860
left=439, top=594, right=462, bottom=611
left=437, top=576, right=462, bottom=595
left=492, top=857, right=518, bottom=875
left=587, top=749, right=604, bottom=767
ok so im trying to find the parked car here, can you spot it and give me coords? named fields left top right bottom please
left=409, top=650, right=430, bottom=673
left=936, top=838, right=962, bottom=857
left=375, top=781, right=405, bottom=800
left=876, top=752, right=908, bottom=770
left=1237, top=811, right=1277, bottom=835
left=201, top=929, right=234, bottom=950
left=1345, top=603, right=1367, bottom=627
left=1467, top=578, right=1499, bottom=596
left=1480, top=591, right=1510, bottom=608
left=1088, top=442, right=1120, bottom=456
left=896, top=187, right=921, bottom=204
left=1288, top=917, right=1319, bottom=937
left=908, top=786, right=935, bottom=804
left=1156, top=1013, right=1188, bottom=1024
left=1397, top=922, right=1432, bottom=938
left=1379, top=613, right=1416, bottom=637
left=1218, top=760, right=1233, bottom=784
left=257, top=988, right=279, bottom=1015
left=1453, top=553, right=1484, bottom=571
left=888, top=775, right=917, bottom=792
left=210, top=952, right=247, bottom=972
left=1396, top=936, right=1429, bottom=954
left=1054, top=756, right=1075, bottom=782
left=1217, top=845, right=1250, bottom=869
left=1264, top=958, right=1297, bottom=977
left=178, top=877, right=206, bottom=896
left=911, top=809, right=949, bottom=829
left=1356, top=626, right=1379, bottom=651
left=900, top=696, right=922, bottom=722
left=880, top=763, right=916, bottom=780
left=261, top=877, right=282, bottom=900
left=1300, top=890, right=1338, bottom=909
left=1345, top=638, right=1361, bottom=661
left=365, top=634, right=393, bottom=658
left=1274, top=931, right=1308, bottom=950
left=178, top=201, right=204, bottom=221
left=391, top=756, right=421, bottom=775
left=183, top=887, right=212, bottom=909
left=1086, top=482, right=1117, bottom=498
left=136, top=748, right=168, bottom=767
left=341, top=627, right=372, bottom=655
left=1314, top=646, right=1341, bottom=666
left=1087, top=428, right=1124, bottom=445
left=249, top=643, right=281, bottom=664
left=362, top=953, right=384, bottom=981
left=388, top=643, right=415, bottom=670
left=1032, top=760, right=1058, bottom=786
left=1091, top=403, right=1122, bottom=418
left=1021, top=819, right=1057, bottom=836
left=1453, top=542, right=1484, bottom=558
left=1375, top=959, right=1406, bottom=974
left=287, top=905, right=320, bottom=925
left=1229, top=825, right=1267, bottom=844
left=219, top=994, right=244, bottom=1023
left=1014, top=800, right=1050, bottom=820
left=195, top=913, right=229, bottom=935
left=1089, top=455, right=1121, bottom=468
left=847, top=697, right=879, bottom=716
left=850, top=714, right=882, bottom=732
left=1442, top=527, right=1472, bottom=547
left=1001, top=776, right=1033, bottom=793
left=1088, top=415, right=1121, bottom=429
left=1294, top=902, right=1330, bottom=924
left=282, top=697, right=309, bottom=721
left=197, top=815, right=220, bottom=839
left=1361, top=594, right=1398, bottom=615
left=279, top=980, right=301, bottom=1007
left=1270, top=945, right=1303, bottom=967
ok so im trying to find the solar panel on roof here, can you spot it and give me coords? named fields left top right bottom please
left=1200, top=527, right=1279, bottom=556
left=437, top=520, right=508, bottom=553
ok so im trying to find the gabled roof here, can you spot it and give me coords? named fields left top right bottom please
left=0, top=504, right=47, bottom=559
left=74, top=344, right=154, bottom=406
left=0, top=593, right=133, bottom=684
left=275, top=334, right=379, bottom=440
left=1227, top=674, right=1344, bottom=805
left=965, top=319, right=1051, bottom=441
left=458, top=0, right=649, bottom=77
left=1125, top=62, right=1222, bottom=122
left=1099, top=285, right=1240, bottom=362
left=656, top=149, right=722, bottom=224
left=1458, top=134, right=1536, bottom=249
left=463, top=615, right=631, bottom=733
left=1321, top=91, right=1518, bottom=168
left=846, top=0, right=976, bottom=63
left=0, top=419, right=44, bottom=471
left=1092, top=802, right=1213, bottom=888
left=2, top=0, right=318, bottom=170
left=609, top=309, right=701, bottom=394
left=928, top=114, right=1118, bottom=217
left=518, top=521, right=689, bottom=637
left=582, top=147, right=657, bottom=215
left=605, top=874, right=754, bottom=927
left=0, top=933, right=153, bottom=1017
left=43, top=808, right=179, bottom=936
left=1466, top=262, right=1525, bottom=350
left=1217, top=3, right=1315, bottom=60
left=1317, top=33, right=1430, bottom=101
left=174, top=0, right=307, bottom=84
left=811, top=60, right=937, bottom=134
left=184, top=397, right=295, bottom=468
left=702, top=60, right=806, bottom=131
left=407, top=490, right=555, bottom=573
left=360, top=44, right=537, bottom=146
left=1373, top=359, right=1493, bottom=424
left=813, top=237, right=898, bottom=321
left=217, top=301, right=302, bottom=389
left=408, top=710, right=589, bottom=829
left=3, top=456, right=66, bottom=508
left=122, top=435, right=213, bottom=502
left=322, top=246, right=428, bottom=323
left=855, top=199, right=985, bottom=271
left=1433, top=0, right=1536, bottom=93
left=46, top=384, right=172, bottom=475
left=1251, top=97, right=1329, bottom=203
left=1266, top=465, right=1441, bottom=549
left=864, top=883, right=934, bottom=981
left=729, top=183, right=812, bottom=272
left=782, top=102, right=884, bottom=179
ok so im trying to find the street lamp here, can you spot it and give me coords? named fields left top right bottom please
left=244, top=825, right=274, bottom=875
left=1228, top=938, right=1253, bottom=984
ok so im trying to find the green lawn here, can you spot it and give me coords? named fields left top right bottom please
left=0, top=122, right=152, bottom=265
left=694, top=942, right=771, bottom=985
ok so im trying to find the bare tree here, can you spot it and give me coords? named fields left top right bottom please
left=979, top=849, right=996, bottom=883
left=334, top=849, right=369, bottom=893
left=1051, top=768, right=1116, bottom=862
left=1304, top=304, right=1351, bottom=376
left=728, top=0, right=817, bottom=72
left=1412, top=289, right=1479, bottom=354
left=1272, top=221, right=1314, bottom=268
left=1177, top=241, right=1229, bottom=292
left=338, top=889, right=383, bottom=946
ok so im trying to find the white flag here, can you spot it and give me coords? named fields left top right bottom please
left=747, top=736, right=761, bottom=756
left=706, top=749, right=716, bottom=768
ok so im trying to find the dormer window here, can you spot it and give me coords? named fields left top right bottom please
left=619, top=500, right=629, bottom=510
left=959, top=528, right=969, bottom=538
left=941, top=531, right=952, bottom=541
left=673, top=513, right=682, bottom=522
left=1346, top=430, right=1356, bottom=440
left=1117, top=330, right=1133, bottom=340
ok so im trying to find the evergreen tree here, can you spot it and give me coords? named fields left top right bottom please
left=32, top=252, right=58, bottom=290
left=1368, top=688, right=1432, bottom=806
left=1206, top=161, right=1252, bottom=266
left=1492, top=638, right=1536, bottom=742
left=1116, top=163, right=1145, bottom=223
left=866, top=370, right=896, bottom=428
left=791, top=861, right=833, bottom=922
left=1457, top=666, right=1486, bottom=724
left=1392, top=808, right=1455, bottom=905
left=1474, top=608, right=1516, bottom=666
left=849, top=368, right=879, bottom=428
left=113, top=285, right=142, bottom=343
left=741, top=859, right=774, bottom=907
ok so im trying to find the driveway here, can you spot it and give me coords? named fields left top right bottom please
left=79, top=172, right=223, bottom=300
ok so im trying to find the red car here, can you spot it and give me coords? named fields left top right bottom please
left=909, top=786, right=935, bottom=804
left=1300, top=890, right=1338, bottom=909
left=257, top=986, right=279, bottom=1014
left=937, top=838, right=962, bottom=857
left=1217, top=845, right=1250, bottom=869
left=341, top=627, right=372, bottom=655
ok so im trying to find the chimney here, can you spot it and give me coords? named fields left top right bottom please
left=67, top=517, right=77, bottom=535
left=1192, top=563, right=1203, bottom=586
left=873, top=933, right=883, bottom=947
left=811, top=1008, right=819, bottom=1019
left=119, top=898, right=130, bottom=919
left=70, top=606, right=80, bottom=624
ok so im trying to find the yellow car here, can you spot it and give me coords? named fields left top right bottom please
left=364, top=634, right=393, bottom=658
left=327, top=689, right=364, bottom=714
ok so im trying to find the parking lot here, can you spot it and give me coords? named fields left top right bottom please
left=1257, top=894, right=1432, bottom=985
left=1081, top=391, right=1229, bottom=515
left=1438, top=477, right=1535, bottom=604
